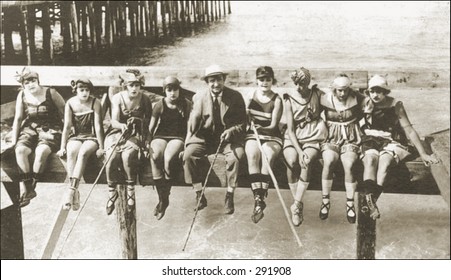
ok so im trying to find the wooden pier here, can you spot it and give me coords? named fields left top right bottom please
left=1, top=1, right=232, bottom=65
left=0, top=66, right=449, bottom=259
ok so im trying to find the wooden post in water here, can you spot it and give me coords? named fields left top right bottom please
left=138, top=2, right=144, bottom=37
left=168, top=1, right=173, bottom=36
left=81, top=3, right=88, bottom=50
left=105, top=1, right=113, bottom=47
left=205, top=0, right=210, bottom=22
left=94, top=2, right=102, bottom=48
left=87, top=1, right=98, bottom=50
left=144, top=1, right=150, bottom=37
left=27, top=6, right=36, bottom=63
left=153, top=1, right=159, bottom=40
left=185, top=0, right=191, bottom=32
left=117, top=2, right=126, bottom=39
left=129, top=1, right=136, bottom=38
left=20, top=7, right=32, bottom=65
left=191, top=1, right=197, bottom=26
left=161, top=1, right=167, bottom=37
left=116, top=185, right=137, bottom=259
left=61, top=2, right=72, bottom=54
left=214, top=1, right=218, bottom=21
left=223, top=1, right=226, bottom=17
left=3, top=8, right=16, bottom=63
left=218, top=0, right=221, bottom=18
left=42, top=3, right=53, bottom=64
left=179, top=1, right=186, bottom=35
left=356, top=192, right=376, bottom=259
left=228, top=0, right=231, bottom=14
left=69, top=1, right=79, bottom=52
left=210, top=1, right=214, bottom=21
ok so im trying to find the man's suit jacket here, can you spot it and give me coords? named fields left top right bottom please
left=186, top=86, right=246, bottom=146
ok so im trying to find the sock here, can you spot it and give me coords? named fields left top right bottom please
left=288, top=182, right=297, bottom=197
left=193, top=182, right=203, bottom=192
left=345, top=181, right=357, bottom=201
left=294, top=180, right=309, bottom=203
left=321, top=179, right=333, bottom=198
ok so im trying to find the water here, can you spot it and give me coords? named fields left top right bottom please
left=109, top=1, right=450, bottom=71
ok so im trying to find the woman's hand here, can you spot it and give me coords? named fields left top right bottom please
left=57, top=148, right=66, bottom=157
left=298, top=150, right=309, bottom=169
left=421, top=153, right=439, bottom=166
left=120, top=123, right=128, bottom=132
left=96, top=148, right=105, bottom=158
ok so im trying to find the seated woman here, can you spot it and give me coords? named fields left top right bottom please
left=104, top=71, right=152, bottom=215
left=360, top=75, right=438, bottom=219
left=283, top=67, right=328, bottom=226
left=245, top=66, right=283, bottom=223
left=10, top=68, right=65, bottom=207
left=319, top=74, right=365, bottom=224
left=57, top=78, right=105, bottom=211
left=149, top=76, right=192, bottom=220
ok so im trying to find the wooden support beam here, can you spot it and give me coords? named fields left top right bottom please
left=40, top=207, right=70, bottom=259
left=356, top=192, right=376, bottom=259
left=105, top=1, right=113, bottom=47
left=61, top=2, right=72, bottom=54
left=129, top=1, right=136, bottom=38
left=168, top=1, right=173, bottom=36
left=81, top=3, right=88, bottom=50
left=144, top=1, right=150, bottom=37
left=161, top=1, right=167, bottom=37
left=42, top=3, right=53, bottom=63
left=87, top=1, right=98, bottom=50
left=69, top=1, right=79, bottom=52
left=116, top=185, right=137, bottom=259
left=426, top=129, right=450, bottom=207
left=0, top=182, right=24, bottom=259
left=20, top=7, right=32, bottom=65
left=223, top=0, right=226, bottom=17
left=228, top=0, right=231, bottom=14
left=153, top=1, right=159, bottom=39
left=27, top=6, right=36, bottom=63
left=3, top=8, right=17, bottom=63
left=205, top=0, right=210, bottom=22
left=94, top=2, right=102, bottom=47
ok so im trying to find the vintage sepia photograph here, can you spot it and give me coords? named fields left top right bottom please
left=1, top=1, right=449, bottom=274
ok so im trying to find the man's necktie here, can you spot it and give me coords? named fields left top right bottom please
left=213, top=95, right=223, bottom=133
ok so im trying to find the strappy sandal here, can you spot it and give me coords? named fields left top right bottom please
left=319, top=194, right=330, bottom=220
left=106, top=189, right=118, bottom=215
left=126, top=186, right=136, bottom=212
left=290, top=201, right=304, bottom=226
left=346, top=198, right=356, bottom=224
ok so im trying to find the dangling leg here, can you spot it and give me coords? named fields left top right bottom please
left=341, top=150, right=359, bottom=224
left=291, top=146, right=319, bottom=226
left=246, top=140, right=263, bottom=221
left=320, top=149, right=338, bottom=220
left=62, top=177, right=80, bottom=211
left=105, top=147, right=122, bottom=216
left=224, top=143, right=244, bottom=215
left=15, top=144, right=35, bottom=207
left=184, top=143, right=208, bottom=211
left=283, top=146, right=299, bottom=197
left=122, top=145, right=139, bottom=212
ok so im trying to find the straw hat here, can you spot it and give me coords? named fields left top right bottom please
left=201, top=64, right=228, bottom=81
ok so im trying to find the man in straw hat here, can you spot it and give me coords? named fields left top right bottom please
left=183, top=65, right=247, bottom=214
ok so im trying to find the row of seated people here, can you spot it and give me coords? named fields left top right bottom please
left=8, top=65, right=437, bottom=227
